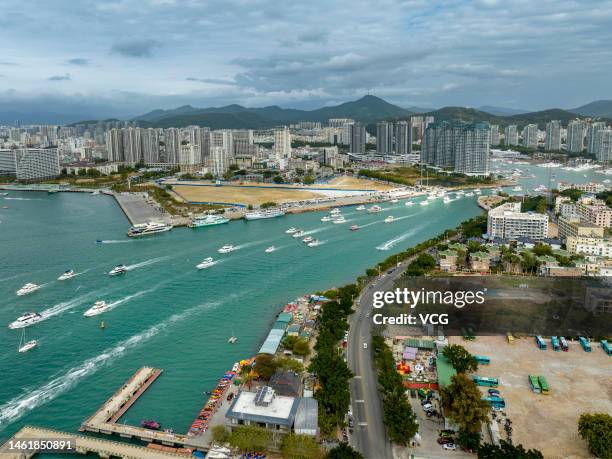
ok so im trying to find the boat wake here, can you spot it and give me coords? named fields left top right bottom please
left=102, top=290, right=151, bottom=314
left=96, top=240, right=133, bottom=244
left=125, top=256, right=168, bottom=271
left=3, top=197, right=43, bottom=201
left=358, top=220, right=382, bottom=228
left=40, top=291, right=100, bottom=320
left=376, top=227, right=421, bottom=251
left=0, top=299, right=221, bottom=432
left=303, top=226, right=332, bottom=235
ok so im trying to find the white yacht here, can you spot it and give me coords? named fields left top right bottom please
left=465, top=192, right=475, bottom=197
left=127, top=221, right=172, bottom=237
left=292, top=230, right=306, bottom=238
left=108, top=264, right=127, bottom=276
left=307, top=239, right=321, bottom=247
left=84, top=300, right=112, bottom=317
left=302, top=236, right=314, bottom=243
left=355, top=205, right=366, bottom=211
left=9, top=312, right=43, bottom=329
left=384, top=216, right=395, bottom=223
left=18, top=328, right=37, bottom=353
left=189, top=215, right=229, bottom=228
left=16, top=283, right=40, bottom=296
left=58, top=270, right=76, bottom=281
left=265, top=246, right=276, bottom=253
left=330, top=208, right=341, bottom=214
left=474, top=188, right=482, bottom=195
left=196, top=257, right=215, bottom=269
left=245, top=209, right=285, bottom=220
left=405, top=201, right=414, bottom=206
left=367, top=205, right=382, bottom=213
left=218, top=244, right=236, bottom=254
left=512, top=186, right=523, bottom=192
left=320, top=216, right=332, bottom=222
left=419, top=200, right=429, bottom=206
left=285, top=227, right=298, bottom=234
left=333, top=217, right=346, bottom=224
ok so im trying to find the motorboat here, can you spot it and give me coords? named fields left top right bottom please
left=292, top=230, right=305, bottom=238
left=228, top=336, right=237, bottom=344
left=302, top=236, right=314, bottom=243
left=355, top=205, right=366, bottom=211
left=127, top=221, right=172, bottom=237
left=285, top=227, right=298, bottom=234
left=196, top=257, right=215, bottom=269
left=18, top=328, right=37, bottom=353
left=465, top=192, right=475, bottom=197
left=390, top=198, right=399, bottom=203
left=16, top=283, right=40, bottom=296
left=405, top=201, right=414, bottom=206
left=512, top=186, right=522, bottom=192
left=443, top=196, right=452, bottom=203
left=265, top=246, right=276, bottom=253
left=141, top=420, right=160, bottom=430
left=58, top=269, right=76, bottom=281
left=350, top=225, right=360, bottom=231
left=108, top=264, right=127, bottom=276
left=330, top=208, right=341, bottom=214
left=307, top=239, right=321, bottom=247
left=384, top=216, right=395, bottom=223
left=218, top=244, right=236, bottom=254
left=84, top=300, right=111, bottom=317
left=320, top=216, right=332, bottom=222
left=189, top=215, right=229, bottom=228
left=9, top=312, right=43, bottom=329
left=367, top=205, right=382, bottom=213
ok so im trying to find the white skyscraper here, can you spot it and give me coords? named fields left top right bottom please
left=490, top=125, right=500, bottom=146
left=567, top=120, right=586, bottom=153
left=521, top=124, right=538, bottom=149
left=105, top=129, right=124, bottom=162
left=587, top=122, right=606, bottom=155
left=142, top=128, right=160, bottom=164
left=273, top=126, right=291, bottom=159
left=504, top=125, right=518, bottom=146
left=123, top=127, right=143, bottom=165
left=210, top=146, right=230, bottom=176
left=394, top=121, right=411, bottom=155
left=376, top=121, right=393, bottom=154
left=545, top=120, right=561, bottom=151
left=594, top=129, right=612, bottom=162
left=164, top=128, right=181, bottom=164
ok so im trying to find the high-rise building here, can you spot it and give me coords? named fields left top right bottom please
left=273, top=126, right=291, bottom=159
left=394, top=121, right=411, bottom=155
left=594, top=129, right=612, bottom=162
left=210, top=130, right=234, bottom=157
left=376, top=121, right=393, bottom=154
left=210, top=146, right=230, bottom=176
left=521, top=124, right=538, bottom=149
left=123, top=127, right=143, bottom=165
left=142, top=128, right=160, bottom=164
left=349, top=122, right=366, bottom=154
left=328, top=118, right=354, bottom=128
left=164, top=128, right=181, bottom=164
left=490, top=125, right=500, bottom=146
left=587, top=122, right=606, bottom=155
left=487, top=202, right=548, bottom=240
left=105, top=129, right=124, bottom=162
left=422, top=121, right=491, bottom=175
left=567, top=120, right=586, bottom=153
left=504, top=125, right=518, bottom=146
left=0, top=148, right=61, bottom=181
left=545, top=120, right=561, bottom=151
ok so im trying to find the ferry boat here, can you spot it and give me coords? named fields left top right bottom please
left=367, top=205, right=382, bottom=213
left=244, top=208, right=285, bottom=220
left=196, top=257, right=215, bottom=269
left=419, top=200, right=429, bottom=206
left=384, top=216, right=395, bottom=223
left=355, top=205, right=366, bottom=211
left=285, top=227, right=298, bottom=234
left=350, top=225, right=360, bottom=231
left=307, top=239, right=321, bottom=247
left=189, top=215, right=229, bottom=228
left=320, top=216, right=332, bottom=222
left=265, top=246, right=276, bottom=253
left=302, top=236, right=314, bottom=243
left=127, top=221, right=173, bottom=237
left=9, top=312, right=43, bottom=329
left=292, top=230, right=305, bottom=238
left=18, top=328, right=37, bottom=353
left=16, top=283, right=40, bottom=296
left=405, top=201, right=414, bottom=206
left=58, top=270, right=76, bottom=281
left=108, top=265, right=127, bottom=276
left=84, top=300, right=111, bottom=317
left=333, top=217, right=346, bottom=224
left=218, top=244, right=236, bottom=254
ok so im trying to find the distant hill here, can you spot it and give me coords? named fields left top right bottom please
left=477, top=105, right=528, bottom=116
left=131, top=95, right=413, bottom=128
left=571, top=100, right=612, bottom=118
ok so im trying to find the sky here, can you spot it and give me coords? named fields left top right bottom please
left=1, top=0, right=612, bottom=120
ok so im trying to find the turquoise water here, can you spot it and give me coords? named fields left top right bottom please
left=0, top=190, right=482, bottom=442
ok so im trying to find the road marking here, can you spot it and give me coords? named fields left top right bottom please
left=356, top=400, right=365, bottom=403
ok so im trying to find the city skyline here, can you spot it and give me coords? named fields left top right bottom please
left=1, top=0, right=612, bottom=120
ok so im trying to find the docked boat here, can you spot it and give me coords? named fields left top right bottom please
left=265, top=246, right=276, bottom=253
left=189, top=215, right=229, bottom=228
left=218, top=244, right=236, bottom=254
left=84, top=300, right=111, bottom=317
left=302, top=236, right=314, bottom=243
left=330, top=208, right=341, bottom=214
left=474, top=188, right=482, bottom=194
left=405, top=201, right=414, bottom=206
left=350, top=225, right=360, bottom=231
left=419, top=200, right=429, bottom=206
left=285, top=227, right=298, bottom=234
left=16, top=283, right=40, bottom=296
left=9, top=312, right=43, bottom=329
left=512, top=186, right=522, bottom=192
left=320, top=216, right=332, bottom=222
left=367, top=205, right=382, bottom=213
left=244, top=208, right=285, bottom=220
left=355, top=205, right=366, bottom=211
left=307, top=239, right=321, bottom=247
left=384, top=216, right=395, bottom=223
left=127, top=221, right=172, bottom=237
left=141, top=420, right=160, bottom=430
left=58, top=269, right=76, bottom=281
left=292, top=230, right=305, bottom=238
left=18, top=328, right=37, bottom=353
left=332, top=217, right=346, bottom=224
left=196, top=257, right=215, bottom=269
left=108, top=264, right=127, bottom=276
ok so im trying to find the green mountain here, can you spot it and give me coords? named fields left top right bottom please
left=571, top=100, right=612, bottom=118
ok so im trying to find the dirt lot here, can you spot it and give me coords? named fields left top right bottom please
left=327, top=176, right=393, bottom=191
left=449, top=335, right=612, bottom=459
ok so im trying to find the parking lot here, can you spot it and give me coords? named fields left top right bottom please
left=450, top=335, right=612, bottom=458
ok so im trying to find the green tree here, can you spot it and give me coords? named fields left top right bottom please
left=560, top=188, right=583, bottom=202
left=442, top=344, right=478, bottom=374
left=520, top=252, right=540, bottom=274
left=292, top=338, right=310, bottom=356
left=228, top=425, right=272, bottom=452
left=478, top=440, right=544, bottom=458
left=254, top=354, right=278, bottom=379
left=303, top=175, right=315, bottom=185
left=211, top=425, right=230, bottom=444
left=467, top=240, right=485, bottom=253
left=260, top=201, right=277, bottom=209
left=275, top=357, right=304, bottom=373
left=327, top=442, right=364, bottom=459
left=456, top=430, right=480, bottom=451
left=280, top=434, right=324, bottom=459
left=405, top=253, right=436, bottom=276
left=578, top=413, right=612, bottom=459
left=440, top=374, right=490, bottom=434
left=204, top=172, right=214, bottom=180
left=273, top=175, right=284, bottom=184
left=532, top=243, right=553, bottom=256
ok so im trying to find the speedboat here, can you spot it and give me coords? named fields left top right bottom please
left=265, top=246, right=276, bottom=253
left=307, top=239, right=321, bottom=247
left=16, top=283, right=40, bottom=296
left=303, top=236, right=314, bottom=243
left=405, top=201, right=414, bottom=206
left=292, top=230, right=305, bottom=238
left=355, top=205, right=366, bottom=211
left=196, top=257, right=215, bottom=269
left=350, top=225, right=360, bottom=231
left=474, top=188, right=481, bottom=194
left=320, top=216, right=332, bottom=222
left=419, top=200, right=429, bottom=206
left=108, top=264, right=127, bottom=276
left=218, top=244, right=236, bottom=253
left=390, top=198, right=399, bottom=203
left=333, top=217, right=346, bottom=224
left=228, top=336, right=237, bottom=344
left=84, top=300, right=111, bottom=317
left=367, top=205, right=382, bottom=213
left=285, top=227, right=298, bottom=234
left=384, top=216, right=395, bottom=223
left=9, top=312, right=43, bottom=329
left=58, top=270, right=76, bottom=281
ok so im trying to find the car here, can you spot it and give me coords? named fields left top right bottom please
left=443, top=443, right=457, bottom=451
left=348, top=419, right=354, bottom=428
left=422, top=403, right=433, bottom=411
left=488, top=389, right=500, bottom=396
left=437, top=438, right=453, bottom=445
left=363, top=342, right=368, bottom=349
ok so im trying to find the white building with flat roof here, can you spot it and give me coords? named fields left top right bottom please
left=487, top=202, right=548, bottom=240
left=226, top=386, right=299, bottom=433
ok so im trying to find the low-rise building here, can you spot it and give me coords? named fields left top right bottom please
left=566, top=237, right=612, bottom=257
left=487, top=202, right=548, bottom=240
left=557, top=181, right=606, bottom=194
left=558, top=216, right=605, bottom=241
left=438, top=250, right=458, bottom=272
left=469, top=252, right=491, bottom=272
left=576, top=198, right=612, bottom=228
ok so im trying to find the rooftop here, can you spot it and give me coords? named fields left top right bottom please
left=226, top=389, right=299, bottom=426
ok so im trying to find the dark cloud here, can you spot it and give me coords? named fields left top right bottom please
left=48, top=73, right=72, bottom=81
left=186, top=77, right=236, bottom=85
left=65, top=58, right=90, bottom=66
left=297, top=31, right=328, bottom=43
left=111, top=39, right=161, bottom=58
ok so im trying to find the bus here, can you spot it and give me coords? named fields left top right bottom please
left=483, top=396, right=505, bottom=408
left=559, top=336, right=569, bottom=352
left=473, top=376, right=499, bottom=387
left=528, top=375, right=541, bottom=394
left=538, top=376, right=549, bottom=394
left=551, top=336, right=560, bottom=352
left=535, top=335, right=547, bottom=350
left=601, top=340, right=611, bottom=356
left=578, top=336, right=591, bottom=352
left=475, top=355, right=491, bottom=365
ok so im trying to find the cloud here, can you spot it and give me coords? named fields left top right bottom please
left=111, top=39, right=161, bottom=57
left=186, top=77, right=237, bottom=85
left=0, top=61, right=17, bottom=66
left=65, top=58, right=90, bottom=66
left=48, top=73, right=72, bottom=81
